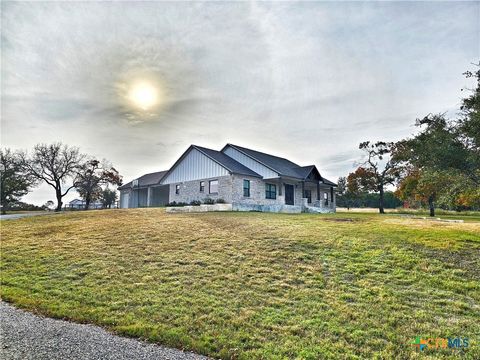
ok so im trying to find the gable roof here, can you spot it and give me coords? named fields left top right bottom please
left=118, top=170, right=168, bottom=190
left=192, top=145, right=261, bottom=178
left=223, top=144, right=326, bottom=180
left=294, top=165, right=321, bottom=180
left=160, top=145, right=262, bottom=183
left=321, top=177, right=337, bottom=187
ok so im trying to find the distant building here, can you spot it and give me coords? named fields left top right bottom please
left=68, top=199, right=103, bottom=210
left=119, top=144, right=337, bottom=213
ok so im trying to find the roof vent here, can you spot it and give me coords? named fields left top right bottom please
left=132, top=179, right=139, bottom=187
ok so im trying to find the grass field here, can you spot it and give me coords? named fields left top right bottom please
left=1, top=209, right=479, bottom=359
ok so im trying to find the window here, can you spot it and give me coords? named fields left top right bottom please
left=175, top=184, right=180, bottom=195
left=209, top=180, right=218, bottom=194
left=324, top=192, right=328, bottom=205
left=200, top=181, right=205, bottom=192
left=243, top=179, right=250, bottom=197
left=304, top=190, right=312, bottom=203
left=265, top=183, right=276, bottom=199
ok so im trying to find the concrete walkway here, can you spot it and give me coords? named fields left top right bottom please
left=0, top=302, right=208, bottom=360
left=0, top=212, right=55, bottom=221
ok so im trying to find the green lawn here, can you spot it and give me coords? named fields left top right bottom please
left=1, top=209, right=479, bottom=359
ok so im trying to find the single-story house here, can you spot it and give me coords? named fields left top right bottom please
left=68, top=199, right=103, bottom=209
left=118, top=170, right=169, bottom=208
left=119, top=144, right=337, bottom=213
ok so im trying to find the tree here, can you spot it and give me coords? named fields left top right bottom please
left=459, top=65, right=480, bottom=184
left=393, top=111, right=479, bottom=214
left=23, top=143, right=84, bottom=212
left=43, top=200, right=55, bottom=211
left=100, top=188, right=117, bottom=209
left=0, top=148, right=37, bottom=214
left=349, top=141, right=399, bottom=214
left=394, top=168, right=451, bottom=216
left=75, top=159, right=122, bottom=210
left=336, top=176, right=355, bottom=210
left=337, top=176, right=347, bottom=195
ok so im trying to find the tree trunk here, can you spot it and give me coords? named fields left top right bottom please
left=378, top=185, right=385, bottom=214
left=428, top=195, right=435, bottom=217
left=55, top=187, right=63, bottom=212
left=84, top=195, right=91, bottom=210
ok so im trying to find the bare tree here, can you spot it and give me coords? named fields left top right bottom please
left=23, top=143, right=84, bottom=212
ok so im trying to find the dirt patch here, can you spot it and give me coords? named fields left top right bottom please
left=322, top=218, right=358, bottom=222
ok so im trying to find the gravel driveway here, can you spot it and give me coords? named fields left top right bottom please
left=0, top=212, right=54, bottom=221
left=0, top=302, right=209, bottom=360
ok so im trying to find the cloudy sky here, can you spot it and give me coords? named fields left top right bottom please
left=1, top=1, right=478, bottom=205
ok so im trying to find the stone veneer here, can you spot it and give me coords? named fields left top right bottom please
left=168, top=175, right=233, bottom=203
left=168, top=174, right=335, bottom=212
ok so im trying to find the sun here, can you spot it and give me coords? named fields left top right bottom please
left=128, top=82, right=159, bottom=110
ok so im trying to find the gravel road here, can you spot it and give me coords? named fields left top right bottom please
left=0, top=302, right=209, bottom=360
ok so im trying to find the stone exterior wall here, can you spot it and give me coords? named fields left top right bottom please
left=169, top=175, right=233, bottom=204
left=166, top=173, right=336, bottom=212
left=231, top=175, right=285, bottom=206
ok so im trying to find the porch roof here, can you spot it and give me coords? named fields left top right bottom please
left=118, top=170, right=168, bottom=190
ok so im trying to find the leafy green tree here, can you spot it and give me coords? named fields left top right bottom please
left=392, top=66, right=480, bottom=214
left=458, top=65, right=480, bottom=184
left=0, top=148, right=37, bottom=214
left=100, top=188, right=118, bottom=208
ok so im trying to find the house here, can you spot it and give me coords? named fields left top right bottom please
left=68, top=199, right=103, bottom=209
left=118, top=171, right=169, bottom=208
left=119, top=144, right=337, bottom=213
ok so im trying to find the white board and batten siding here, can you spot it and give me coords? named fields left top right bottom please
left=120, top=192, right=129, bottom=208
left=161, top=148, right=229, bottom=184
left=222, top=146, right=278, bottom=179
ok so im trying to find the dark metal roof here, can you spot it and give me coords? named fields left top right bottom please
left=224, top=144, right=327, bottom=180
left=193, top=145, right=262, bottom=178
left=294, top=165, right=317, bottom=179
left=223, top=144, right=303, bottom=178
left=118, top=170, right=168, bottom=190
left=321, top=177, right=337, bottom=187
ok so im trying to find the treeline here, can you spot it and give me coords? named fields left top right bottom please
left=336, top=191, right=402, bottom=209
left=0, top=143, right=122, bottom=214
left=337, top=64, right=480, bottom=216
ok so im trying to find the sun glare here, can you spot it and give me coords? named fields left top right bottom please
left=128, top=82, right=159, bottom=110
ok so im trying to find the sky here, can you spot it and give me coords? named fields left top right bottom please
left=1, top=1, right=479, bottom=205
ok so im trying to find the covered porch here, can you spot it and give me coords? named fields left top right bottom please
left=270, top=178, right=336, bottom=211
left=264, top=165, right=336, bottom=212
left=121, top=184, right=169, bottom=208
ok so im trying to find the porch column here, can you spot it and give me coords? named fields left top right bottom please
left=317, top=181, right=320, bottom=200
left=147, top=187, right=152, bottom=207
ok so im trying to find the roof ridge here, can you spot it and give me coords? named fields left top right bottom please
left=192, top=144, right=262, bottom=178
left=227, top=143, right=294, bottom=162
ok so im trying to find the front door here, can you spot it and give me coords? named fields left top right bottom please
left=285, top=184, right=294, bottom=205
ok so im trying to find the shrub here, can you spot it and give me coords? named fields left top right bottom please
left=167, top=201, right=188, bottom=207
left=203, top=198, right=215, bottom=205
left=190, top=200, right=202, bottom=206
left=215, top=198, right=226, bottom=204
